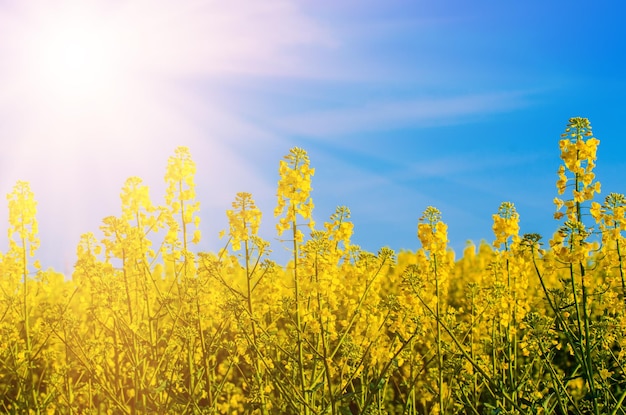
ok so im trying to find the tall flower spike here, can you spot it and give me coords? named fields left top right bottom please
left=552, top=117, right=600, bottom=261
left=7, top=181, right=40, bottom=257
left=492, top=201, right=520, bottom=248
left=164, top=146, right=201, bottom=247
left=418, top=206, right=447, bottom=254
left=555, top=117, right=601, bottom=221
left=275, top=147, right=315, bottom=242
left=227, top=192, right=262, bottom=252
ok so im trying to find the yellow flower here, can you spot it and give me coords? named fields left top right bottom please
left=599, top=368, right=611, bottom=380
left=7, top=181, right=40, bottom=256
left=227, top=192, right=263, bottom=252
left=275, top=147, right=315, bottom=236
left=554, top=197, right=564, bottom=210
left=192, top=229, right=201, bottom=244
left=417, top=222, right=433, bottom=248
left=556, top=166, right=568, bottom=194
left=590, top=202, right=602, bottom=222
left=492, top=202, right=519, bottom=248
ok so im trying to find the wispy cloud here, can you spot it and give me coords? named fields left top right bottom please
left=399, top=151, right=546, bottom=179
left=274, top=91, right=531, bottom=137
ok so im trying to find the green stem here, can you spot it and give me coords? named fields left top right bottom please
left=616, top=238, right=626, bottom=305
left=292, top=217, right=308, bottom=414
left=434, top=253, right=444, bottom=415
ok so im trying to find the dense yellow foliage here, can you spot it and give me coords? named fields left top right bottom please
left=1, top=117, right=625, bottom=414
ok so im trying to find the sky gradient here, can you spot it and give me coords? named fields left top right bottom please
left=1, top=0, right=625, bottom=273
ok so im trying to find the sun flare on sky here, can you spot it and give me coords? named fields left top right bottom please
left=1, top=0, right=321, bottom=162
left=3, top=2, right=152, bottom=159
left=2, top=0, right=264, bottom=174
left=25, top=8, right=125, bottom=103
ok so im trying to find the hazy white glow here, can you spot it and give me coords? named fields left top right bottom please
left=3, top=2, right=140, bottom=158
left=29, top=13, right=122, bottom=101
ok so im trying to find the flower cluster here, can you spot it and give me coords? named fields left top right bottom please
left=274, top=147, right=315, bottom=241
left=492, top=201, right=520, bottom=248
left=554, top=117, right=601, bottom=220
left=226, top=192, right=262, bottom=252
left=0, top=120, right=625, bottom=414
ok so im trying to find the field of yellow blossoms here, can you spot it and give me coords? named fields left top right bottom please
left=1, top=117, right=625, bottom=414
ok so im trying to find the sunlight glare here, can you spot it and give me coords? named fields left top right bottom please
left=24, top=6, right=125, bottom=104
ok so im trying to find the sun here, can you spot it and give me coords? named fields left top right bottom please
left=37, top=19, right=117, bottom=99
left=2, top=1, right=146, bottom=159
left=22, top=5, right=127, bottom=105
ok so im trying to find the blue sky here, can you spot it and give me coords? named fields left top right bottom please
left=0, top=0, right=625, bottom=272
